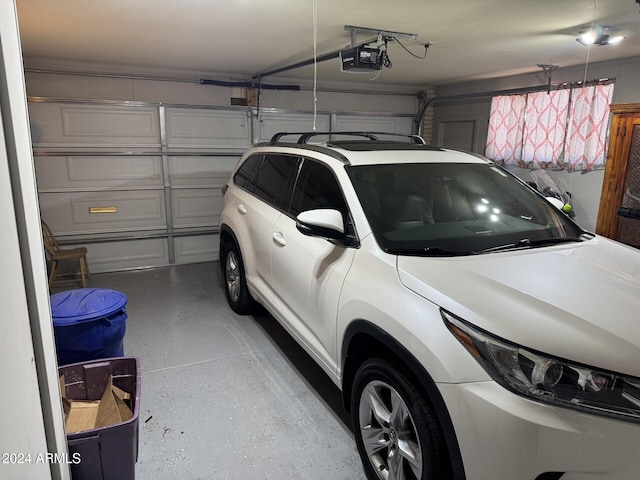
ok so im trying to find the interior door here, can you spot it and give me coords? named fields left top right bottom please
left=596, top=104, right=640, bottom=248
left=438, top=119, right=476, bottom=152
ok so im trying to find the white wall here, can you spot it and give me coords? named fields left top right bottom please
left=0, top=92, right=51, bottom=480
left=24, top=70, right=420, bottom=115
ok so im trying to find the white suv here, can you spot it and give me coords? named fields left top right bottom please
left=219, top=132, right=640, bottom=480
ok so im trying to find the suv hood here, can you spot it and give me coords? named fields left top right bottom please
left=397, top=236, right=640, bottom=375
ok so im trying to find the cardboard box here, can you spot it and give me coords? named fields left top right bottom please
left=61, top=375, right=133, bottom=434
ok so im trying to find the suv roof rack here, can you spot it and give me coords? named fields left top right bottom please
left=269, top=131, right=426, bottom=145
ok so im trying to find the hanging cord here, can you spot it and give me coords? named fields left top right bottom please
left=394, top=37, right=430, bottom=60
left=312, top=0, right=318, bottom=130
left=582, top=0, right=596, bottom=86
left=369, top=69, right=383, bottom=81
left=256, top=77, right=263, bottom=123
left=565, top=0, right=597, bottom=212
left=369, top=37, right=427, bottom=81
left=370, top=38, right=393, bottom=81
left=370, top=40, right=387, bottom=81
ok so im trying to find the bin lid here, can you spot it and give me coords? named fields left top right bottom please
left=51, top=288, right=128, bottom=325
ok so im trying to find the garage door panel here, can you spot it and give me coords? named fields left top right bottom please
left=174, top=234, right=219, bottom=264
left=35, top=155, right=163, bottom=190
left=333, top=114, right=413, bottom=139
left=171, top=189, right=222, bottom=228
left=29, top=103, right=161, bottom=147
left=165, top=107, right=251, bottom=150
left=168, top=156, right=238, bottom=188
left=256, top=112, right=331, bottom=143
left=83, top=238, right=169, bottom=273
left=30, top=99, right=415, bottom=272
left=39, top=191, right=167, bottom=235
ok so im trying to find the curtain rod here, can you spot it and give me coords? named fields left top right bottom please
left=414, top=78, right=615, bottom=135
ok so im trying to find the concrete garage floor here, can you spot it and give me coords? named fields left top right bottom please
left=62, top=262, right=366, bottom=480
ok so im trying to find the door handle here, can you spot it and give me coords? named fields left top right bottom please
left=238, top=204, right=248, bottom=214
left=272, top=231, right=287, bottom=247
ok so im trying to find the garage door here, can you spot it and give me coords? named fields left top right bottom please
left=30, top=99, right=413, bottom=272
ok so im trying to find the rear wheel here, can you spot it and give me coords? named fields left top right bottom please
left=351, top=359, right=448, bottom=480
left=222, top=242, right=254, bottom=314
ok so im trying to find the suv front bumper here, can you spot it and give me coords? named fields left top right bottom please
left=439, top=381, right=640, bottom=480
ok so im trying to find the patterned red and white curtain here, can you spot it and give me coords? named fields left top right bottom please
left=521, top=90, right=570, bottom=169
left=564, top=83, right=614, bottom=171
left=485, top=83, right=614, bottom=171
left=485, top=95, right=526, bottom=164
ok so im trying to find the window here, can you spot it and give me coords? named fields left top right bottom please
left=485, top=82, right=614, bottom=171
left=253, top=154, right=299, bottom=210
left=233, top=154, right=262, bottom=190
left=564, top=85, right=614, bottom=171
left=521, top=89, right=570, bottom=169
left=484, top=95, right=526, bottom=164
left=289, top=159, right=347, bottom=216
left=349, top=162, right=582, bottom=255
left=291, top=158, right=357, bottom=245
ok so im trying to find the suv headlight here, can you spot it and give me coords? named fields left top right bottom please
left=442, top=309, right=640, bottom=423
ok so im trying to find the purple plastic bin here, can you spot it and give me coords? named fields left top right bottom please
left=59, top=357, right=140, bottom=480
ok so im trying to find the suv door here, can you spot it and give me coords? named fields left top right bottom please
left=232, top=153, right=299, bottom=302
left=270, top=158, right=357, bottom=374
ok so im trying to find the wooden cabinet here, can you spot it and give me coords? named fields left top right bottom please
left=596, top=103, right=640, bottom=248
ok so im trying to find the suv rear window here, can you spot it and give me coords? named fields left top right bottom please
left=253, top=154, right=299, bottom=210
left=233, top=154, right=262, bottom=189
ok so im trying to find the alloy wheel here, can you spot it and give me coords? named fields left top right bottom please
left=358, top=380, right=423, bottom=480
left=225, top=250, right=240, bottom=303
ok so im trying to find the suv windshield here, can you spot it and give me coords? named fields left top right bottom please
left=348, top=162, right=585, bottom=255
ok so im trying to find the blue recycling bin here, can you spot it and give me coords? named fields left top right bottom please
left=51, top=288, right=128, bottom=366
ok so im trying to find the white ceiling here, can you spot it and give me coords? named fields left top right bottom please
left=15, top=0, right=640, bottom=88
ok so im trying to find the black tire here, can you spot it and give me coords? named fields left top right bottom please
left=351, top=358, right=448, bottom=480
left=222, top=241, right=255, bottom=314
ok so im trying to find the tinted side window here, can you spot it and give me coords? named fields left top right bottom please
left=254, top=154, right=299, bottom=209
left=233, top=154, right=262, bottom=190
left=290, top=159, right=347, bottom=216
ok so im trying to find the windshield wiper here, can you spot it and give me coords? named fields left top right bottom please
left=387, top=246, right=469, bottom=257
left=474, top=236, right=583, bottom=254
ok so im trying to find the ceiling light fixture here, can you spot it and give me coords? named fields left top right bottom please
left=576, top=26, right=624, bottom=46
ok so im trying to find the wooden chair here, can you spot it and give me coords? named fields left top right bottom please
left=41, top=220, right=89, bottom=288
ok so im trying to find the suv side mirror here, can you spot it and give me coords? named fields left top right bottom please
left=296, top=209, right=346, bottom=242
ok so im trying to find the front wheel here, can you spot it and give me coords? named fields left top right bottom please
left=351, top=359, right=448, bottom=480
left=222, top=242, right=255, bottom=314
